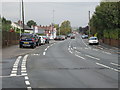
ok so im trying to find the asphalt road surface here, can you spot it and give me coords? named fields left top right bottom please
left=2, top=34, right=119, bottom=89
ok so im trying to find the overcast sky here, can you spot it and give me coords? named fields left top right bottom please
left=2, top=1, right=100, bottom=27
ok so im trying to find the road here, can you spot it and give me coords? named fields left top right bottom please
left=2, top=34, right=119, bottom=89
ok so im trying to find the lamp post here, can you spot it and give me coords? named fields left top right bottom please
left=88, top=10, right=90, bottom=37
left=22, top=0, right=25, bottom=33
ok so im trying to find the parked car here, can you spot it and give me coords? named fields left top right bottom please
left=67, top=33, right=72, bottom=38
left=42, top=36, right=50, bottom=44
left=88, top=37, right=99, bottom=45
left=81, top=35, right=88, bottom=39
left=54, top=36, right=61, bottom=40
left=19, top=33, right=37, bottom=48
left=38, top=36, right=45, bottom=45
left=60, top=35, right=66, bottom=40
left=70, top=35, right=75, bottom=39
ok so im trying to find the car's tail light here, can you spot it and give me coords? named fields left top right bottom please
left=32, top=38, right=35, bottom=42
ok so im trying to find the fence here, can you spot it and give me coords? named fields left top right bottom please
left=2, top=31, right=20, bottom=48
left=101, top=38, right=120, bottom=48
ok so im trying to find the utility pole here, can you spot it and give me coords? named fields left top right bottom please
left=52, top=9, right=55, bottom=38
left=22, top=0, right=25, bottom=32
left=59, top=24, right=60, bottom=36
left=88, top=10, right=90, bottom=37
left=20, top=0, right=22, bottom=36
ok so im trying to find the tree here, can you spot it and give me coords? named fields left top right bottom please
left=60, top=20, right=72, bottom=35
left=89, top=2, right=120, bottom=39
left=27, top=20, right=37, bottom=28
left=2, top=17, right=11, bottom=31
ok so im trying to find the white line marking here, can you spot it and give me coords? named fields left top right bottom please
left=75, top=54, right=85, bottom=60
left=21, top=68, right=26, bottom=70
left=73, top=47, right=76, bottom=49
left=11, top=71, right=17, bottom=73
left=10, top=74, right=17, bottom=76
left=13, top=65, right=18, bottom=68
left=25, top=76, right=29, bottom=80
left=102, top=51, right=111, bottom=55
left=27, top=87, right=32, bottom=90
left=71, top=48, right=73, bottom=50
left=0, top=75, right=26, bottom=78
left=96, top=62, right=120, bottom=72
left=25, top=81, right=30, bottom=85
left=21, top=66, right=26, bottom=68
left=22, top=73, right=27, bottom=76
left=47, top=46, right=50, bottom=48
left=110, top=62, right=120, bottom=66
left=21, top=70, right=27, bottom=73
left=12, top=68, right=17, bottom=71
left=75, top=51, right=81, bottom=54
left=45, top=48, right=47, bottom=51
left=43, top=52, right=46, bottom=55
left=85, top=55, right=100, bottom=60
left=69, top=50, right=73, bottom=54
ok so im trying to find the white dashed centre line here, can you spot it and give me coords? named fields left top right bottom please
left=85, top=55, right=100, bottom=60
left=43, top=52, right=46, bottom=55
left=110, top=62, right=120, bottom=66
left=96, top=62, right=120, bottom=72
left=75, top=54, right=85, bottom=60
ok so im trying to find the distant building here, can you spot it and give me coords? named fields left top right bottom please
left=32, top=25, right=57, bottom=39
left=11, top=20, right=33, bottom=34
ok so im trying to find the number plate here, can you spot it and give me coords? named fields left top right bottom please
left=24, top=42, right=29, bottom=44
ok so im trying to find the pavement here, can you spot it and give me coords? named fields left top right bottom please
left=2, top=40, right=57, bottom=59
left=1, top=34, right=119, bottom=89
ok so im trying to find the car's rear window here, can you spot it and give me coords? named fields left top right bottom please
left=21, top=35, right=33, bottom=39
left=89, top=37, right=97, bottom=40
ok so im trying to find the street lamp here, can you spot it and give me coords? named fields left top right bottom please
left=88, top=10, right=91, bottom=37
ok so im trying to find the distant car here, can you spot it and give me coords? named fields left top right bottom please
left=70, top=35, right=75, bottom=39
left=67, top=33, right=72, bottom=38
left=54, top=36, right=60, bottom=40
left=60, top=35, right=66, bottom=40
left=43, top=36, right=50, bottom=44
left=88, top=37, right=99, bottom=45
left=38, top=36, right=45, bottom=45
left=81, top=35, right=88, bottom=39
left=19, top=33, right=36, bottom=48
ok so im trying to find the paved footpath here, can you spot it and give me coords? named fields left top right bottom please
left=2, top=40, right=56, bottom=59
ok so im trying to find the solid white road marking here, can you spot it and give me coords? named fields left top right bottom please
left=43, top=52, right=46, bottom=55
left=75, top=54, right=85, bottom=60
left=22, top=73, right=27, bottom=76
left=45, top=48, right=47, bottom=51
left=27, top=87, right=32, bottom=90
left=11, top=71, right=17, bottom=73
left=110, top=62, right=120, bottom=66
left=21, top=70, right=27, bottom=73
left=69, top=50, right=73, bottom=54
left=96, top=62, right=120, bottom=72
left=25, top=76, right=29, bottom=80
left=10, top=74, right=17, bottom=76
left=85, top=55, right=100, bottom=60
left=102, top=51, right=111, bottom=55
left=75, top=51, right=81, bottom=54
left=25, top=81, right=30, bottom=85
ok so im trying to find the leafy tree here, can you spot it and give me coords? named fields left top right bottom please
left=2, top=17, right=11, bottom=31
left=89, top=2, right=120, bottom=39
left=60, top=20, right=72, bottom=35
left=27, top=20, right=37, bottom=28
